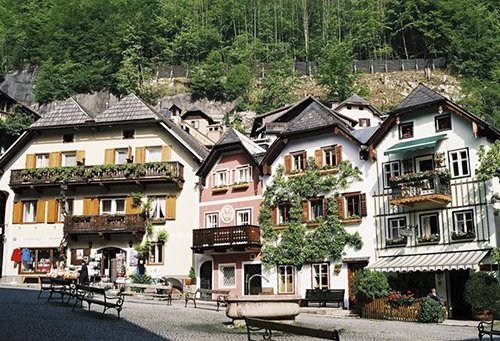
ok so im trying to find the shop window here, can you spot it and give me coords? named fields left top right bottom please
left=278, top=265, right=295, bottom=294
left=23, top=201, right=37, bottom=223
left=399, top=122, right=413, bottom=139
left=148, top=243, right=164, bottom=265
left=310, top=199, right=324, bottom=220
left=150, top=196, right=166, bottom=219
left=19, top=248, right=58, bottom=274
left=419, top=213, right=439, bottom=238
left=236, top=209, right=251, bottom=225
left=115, top=148, right=129, bottom=165
left=146, top=147, right=162, bottom=162
left=123, top=129, right=135, bottom=139
left=36, top=154, right=49, bottom=168
left=448, top=149, right=470, bottom=178
left=63, top=133, right=74, bottom=143
left=387, top=217, right=406, bottom=239
left=383, top=161, right=400, bottom=188
left=101, top=198, right=125, bottom=215
left=312, top=263, right=329, bottom=289
left=278, top=203, right=291, bottom=225
left=205, top=213, right=218, bottom=228
left=219, top=264, right=236, bottom=288
left=435, top=114, right=451, bottom=132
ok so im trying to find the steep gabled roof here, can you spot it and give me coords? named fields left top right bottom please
left=197, top=127, right=264, bottom=178
left=96, top=94, right=160, bottom=122
left=367, top=84, right=500, bottom=150
left=250, top=103, right=293, bottom=137
left=392, top=83, right=446, bottom=113
left=31, top=98, right=94, bottom=128
left=181, top=108, right=216, bottom=124
left=335, top=94, right=383, bottom=117
left=0, top=89, right=39, bottom=119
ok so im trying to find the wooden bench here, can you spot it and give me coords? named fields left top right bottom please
left=47, top=278, right=74, bottom=304
left=478, top=316, right=500, bottom=340
left=184, top=288, right=230, bottom=311
left=305, top=289, right=345, bottom=308
left=123, top=283, right=172, bottom=305
left=245, top=317, right=340, bottom=341
left=72, top=284, right=125, bottom=319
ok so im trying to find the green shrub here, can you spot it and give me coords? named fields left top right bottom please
left=464, top=272, right=500, bottom=311
left=352, top=269, right=389, bottom=301
left=418, top=297, right=446, bottom=323
left=130, top=273, right=152, bottom=293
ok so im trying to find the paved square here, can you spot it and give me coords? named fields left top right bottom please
left=0, top=286, right=479, bottom=340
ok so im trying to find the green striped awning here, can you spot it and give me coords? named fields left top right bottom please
left=384, top=134, right=447, bottom=156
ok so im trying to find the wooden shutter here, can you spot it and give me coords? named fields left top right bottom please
left=83, top=198, right=99, bottom=215
left=127, top=146, right=133, bottom=162
left=36, top=200, right=46, bottom=223
left=270, top=206, right=277, bottom=224
left=161, top=145, right=172, bottom=161
left=335, top=145, right=343, bottom=164
left=104, top=149, right=115, bottom=165
left=126, top=196, right=141, bottom=214
left=323, top=198, right=328, bottom=216
left=76, top=150, right=85, bottom=165
left=284, top=155, right=292, bottom=174
left=166, top=195, right=176, bottom=220
left=303, top=151, right=308, bottom=170
left=360, top=193, right=367, bottom=217
left=315, top=149, right=323, bottom=168
left=336, top=195, right=345, bottom=219
left=12, top=201, right=23, bottom=224
left=49, top=152, right=62, bottom=167
left=25, top=154, right=36, bottom=169
left=135, top=147, right=145, bottom=163
left=46, top=199, right=58, bottom=223
left=301, top=201, right=309, bottom=222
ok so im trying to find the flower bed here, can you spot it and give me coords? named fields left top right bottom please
left=388, top=290, right=416, bottom=308
left=363, top=297, right=421, bottom=322
left=389, top=169, right=451, bottom=186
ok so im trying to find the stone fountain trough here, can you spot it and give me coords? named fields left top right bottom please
left=225, top=295, right=301, bottom=322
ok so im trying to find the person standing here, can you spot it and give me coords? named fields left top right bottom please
left=78, top=261, right=89, bottom=285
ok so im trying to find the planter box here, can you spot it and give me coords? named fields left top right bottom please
left=341, top=218, right=362, bottom=225
left=231, top=183, right=250, bottom=190
left=320, top=168, right=339, bottom=175
left=212, top=186, right=229, bottom=193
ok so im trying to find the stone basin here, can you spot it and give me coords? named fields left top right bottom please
left=225, top=295, right=301, bottom=321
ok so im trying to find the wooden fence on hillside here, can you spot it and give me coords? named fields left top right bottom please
left=154, top=58, right=446, bottom=79
left=362, top=298, right=421, bottom=322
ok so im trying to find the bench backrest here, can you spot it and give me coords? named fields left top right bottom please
left=50, top=278, right=71, bottom=286
left=197, top=289, right=231, bottom=295
left=246, top=318, right=340, bottom=340
left=306, top=289, right=344, bottom=300
left=76, top=284, right=107, bottom=295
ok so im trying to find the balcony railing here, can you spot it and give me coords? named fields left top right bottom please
left=389, top=170, right=451, bottom=206
left=10, top=161, right=184, bottom=189
left=64, top=214, right=146, bottom=236
left=192, top=225, right=261, bottom=251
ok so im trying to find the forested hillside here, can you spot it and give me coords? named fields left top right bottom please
left=0, top=0, right=497, bottom=125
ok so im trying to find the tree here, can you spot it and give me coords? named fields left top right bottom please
left=315, top=42, right=357, bottom=102
left=260, top=158, right=363, bottom=270
left=188, top=51, right=226, bottom=100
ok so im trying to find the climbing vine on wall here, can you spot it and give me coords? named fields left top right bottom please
left=260, top=158, right=363, bottom=270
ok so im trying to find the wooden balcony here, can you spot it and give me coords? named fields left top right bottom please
left=64, top=214, right=146, bottom=238
left=389, top=171, right=451, bottom=207
left=9, top=161, right=184, bottom=190
left=192, top=225, right=261, bottom=253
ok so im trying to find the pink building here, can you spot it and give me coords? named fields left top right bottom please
left=194, top=128, right=265, bottom=295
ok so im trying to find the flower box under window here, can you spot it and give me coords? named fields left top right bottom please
left=417, top=233, right=440, bottom=244
left=320, top=166, right=339, bottom=175
left=341, top=216, right=362, bottom=225
left=212, top=186, right=229, bottom=193
left=451, top=231, right=475, bottom=241
left=386, top=237, right=407, bottom=247
left=231, top=182, right=250, bottom=190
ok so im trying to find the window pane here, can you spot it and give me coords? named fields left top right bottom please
left=102, top=200, right=112, bottom=214
left=147, top=148, right=161, bottom=162
left=63, top=153, right=76, bottom=167
left=115, top=199, right=125, bottom=213
left=116, top=149, right=128, bottom=164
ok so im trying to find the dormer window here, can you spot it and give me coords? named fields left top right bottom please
left=359, top=118, right=371, bottom=127
left=63, top=133, right=74, bottom=143
left=214, top=170, right=229, bottom=187
left=399, top=122, right=413, bottom=139
left=123, top=129, right=135, bottom=139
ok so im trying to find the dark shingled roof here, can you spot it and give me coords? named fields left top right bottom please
left=216, top=128, right=265, bottom=155
left=393, top=83, right=446, bottom=112
left=282, top=99, right=351, bottom=134
left=96, top=94, right=158, bottom=122
left=31, top=98, right=94, bottom=128
left=340, top=94, right=371, bottom=106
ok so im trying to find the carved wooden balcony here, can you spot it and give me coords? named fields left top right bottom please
left=192, top=225, right=261, bottom=253
left=64, top=214, right=146, bottom=239
left=9, top=161, right=184, bottom=190
left=389, top=170, right=452, bottom=207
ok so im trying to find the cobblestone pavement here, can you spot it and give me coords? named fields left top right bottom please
left=0, top=286, right=479, bottom=341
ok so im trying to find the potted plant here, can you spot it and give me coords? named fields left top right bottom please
left=334, top=264, right=342, bottom=274
left=464, top=272, right=500, bottom=320
left=187, top=266, right=197, bottom=285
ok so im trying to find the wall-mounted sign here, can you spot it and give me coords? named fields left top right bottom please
left=221, top=205, right=234, bottom=224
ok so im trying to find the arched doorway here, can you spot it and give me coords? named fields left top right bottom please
left=0, top=191, right=8, bottom=278
left=200, top=260, right=213, bottom=291
left=96, top=247, right=127, bottom=282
